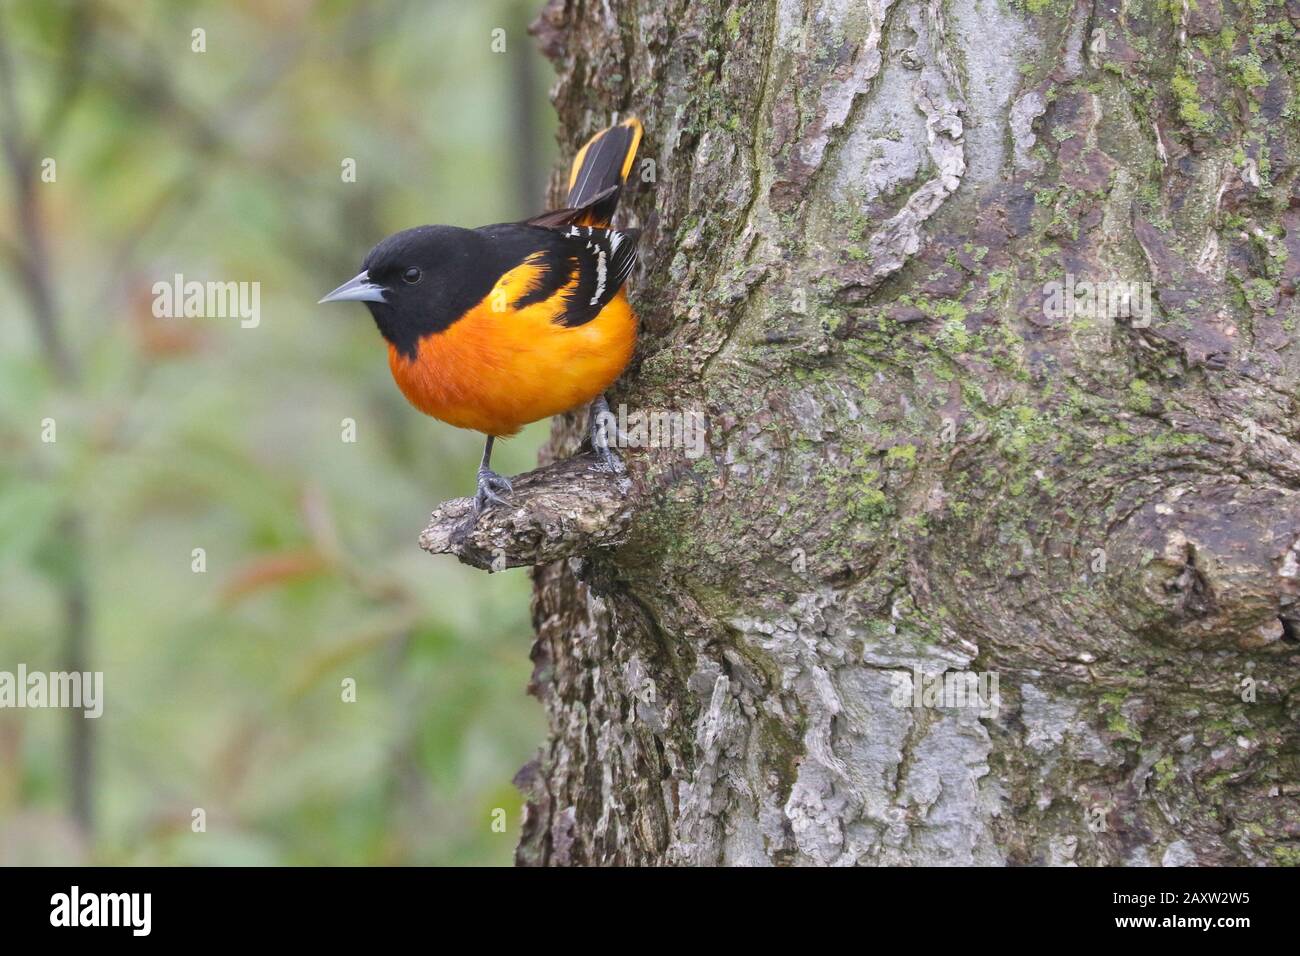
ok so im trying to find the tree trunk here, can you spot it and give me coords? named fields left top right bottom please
left=428, top=0, right=1300, bottom=865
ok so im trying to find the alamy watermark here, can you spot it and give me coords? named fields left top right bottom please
left=595, top=404, right=706, bottom=459
left=152, top=274, right=260, bottom=328
left=0, top=665, right=103, bottom=718
left=1042, top=274, right=1151, bottom=327
left=890, top=666, right=1000, bottom=719
left=50, top=886, right=150, bottom=936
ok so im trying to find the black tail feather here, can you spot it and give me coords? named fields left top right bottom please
left=562, top=118, right=643, bottom=228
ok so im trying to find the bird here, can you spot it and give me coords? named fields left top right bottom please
left=320, top=117, right=643, bottom=523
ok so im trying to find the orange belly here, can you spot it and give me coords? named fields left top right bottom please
left=388, top=287, right=636, bottom=437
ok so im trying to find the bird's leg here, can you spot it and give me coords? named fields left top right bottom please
left=473, top=435, right=513, bottom=515
left=589, top=394, right=624, bottom=473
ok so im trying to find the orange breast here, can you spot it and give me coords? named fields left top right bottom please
left=387, top=266, right=636, bottom=437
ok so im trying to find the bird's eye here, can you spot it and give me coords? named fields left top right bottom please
left=402, top=267, right=422, bottom=284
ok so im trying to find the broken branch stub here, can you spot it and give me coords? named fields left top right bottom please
left=419, top=454, right=635, bottom=571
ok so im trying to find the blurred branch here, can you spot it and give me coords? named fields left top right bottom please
left=420, top=454, right=635, bottom=570
left=36, top=4, right=96, bottom=149
left=508, top=1, right=544, bottom=217
left=58, top=512, right=93, bottom=832
left=0, top=10, right=93, bottom=838
left=0, top=20, right=78, bottom=384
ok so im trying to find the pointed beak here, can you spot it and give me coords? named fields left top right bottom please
left=318, top=270, right=386, bottom=304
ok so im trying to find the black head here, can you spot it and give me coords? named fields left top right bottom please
left=319, top=225, right=497, bottom=359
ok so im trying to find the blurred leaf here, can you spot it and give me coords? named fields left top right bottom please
left=219, top=547, right=330, bottom=604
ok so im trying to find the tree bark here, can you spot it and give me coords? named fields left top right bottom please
left=435, top=0, right=1300, bottom=865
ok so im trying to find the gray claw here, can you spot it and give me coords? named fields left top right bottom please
left=589, top=396, right=625, bottom=473
left=592, top=444, right=624, bottom=474
left=473, top=468, right=513, bottom=515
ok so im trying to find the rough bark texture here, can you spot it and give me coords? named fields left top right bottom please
left=476, top=0, right=1300, bottom=865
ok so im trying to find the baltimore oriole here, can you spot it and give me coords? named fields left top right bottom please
left=320, top=118, right=643, bottom=519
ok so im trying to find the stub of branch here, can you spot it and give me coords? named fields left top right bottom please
left=418, top=453, right=635, bottom=571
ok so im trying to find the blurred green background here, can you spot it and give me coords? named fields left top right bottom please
left=0, top=0, right=554, bottom=865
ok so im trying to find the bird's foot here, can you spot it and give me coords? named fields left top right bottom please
left=589, top=396, right=625, bottom=474
left=473, top=467, right=514, bottom=515
left=455, top=468, right=513, bottom=542
left=592, top=443, right=624, bottom=474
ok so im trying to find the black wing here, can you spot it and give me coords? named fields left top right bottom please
left=480, top=222, right=639, bottom=329
left=551, top=223, right=639, bottom=327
